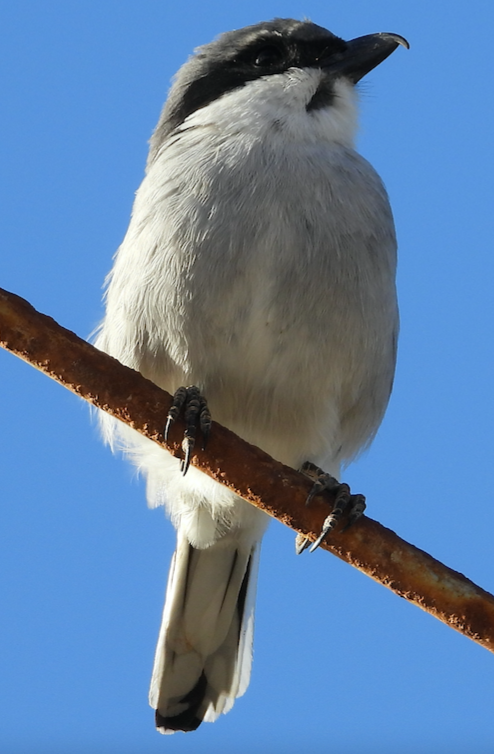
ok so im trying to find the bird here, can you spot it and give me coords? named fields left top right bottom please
left=94, top=18, right=407, bottom=734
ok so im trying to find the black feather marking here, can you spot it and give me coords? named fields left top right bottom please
left=182, top=542, right=195, bottom=610
left=220, top=549, right=239, bottom=611
left=306, top=78, right=335, bottom=110
left=148, top=19, right=345, bottom=160
left=155, top=671, right=208, bottom=733
left=236, top=552, right=253, bottom=636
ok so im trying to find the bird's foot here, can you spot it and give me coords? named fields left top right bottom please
left=295, top=461, right=366, bottom=554
left=164, top=385, right=211, bottom=475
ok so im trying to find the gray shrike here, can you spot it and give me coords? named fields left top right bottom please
left=95, top=18, right=407, bottom=734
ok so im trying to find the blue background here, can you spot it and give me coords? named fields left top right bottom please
left=1, top=2, right=494, bottom=752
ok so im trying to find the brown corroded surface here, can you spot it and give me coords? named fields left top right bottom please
left=1, top=285, right=494, bottom=653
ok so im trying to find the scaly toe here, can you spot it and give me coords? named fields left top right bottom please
left=164, top=386, right=210, bottom=475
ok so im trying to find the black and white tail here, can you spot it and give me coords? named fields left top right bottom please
left=149, top=532, right=261, bottom=733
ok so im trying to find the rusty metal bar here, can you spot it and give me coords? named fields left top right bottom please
left=1, top=285, right=494, bottom=653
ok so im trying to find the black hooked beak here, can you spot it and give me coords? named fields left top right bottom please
left=321, top=32, right=409, bottom=82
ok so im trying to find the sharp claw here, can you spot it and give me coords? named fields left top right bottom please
left=181, top=436, right=194, bottom=475
left=309, top=514, right=338, bottom=552
left=305, top=480, right=325, bottom=506
left=308, top=539, right=323, bottom=553
left=165, top=386, right=211, bottom=473
left=305, top=490, right=316, bottom=507
left=300, top=464, right=366, bottom=552
left=164, top=417, right=173, bottom=442
left=295, top=534, right=311, bottom=555
left=309, top=535, right=326, bottom=553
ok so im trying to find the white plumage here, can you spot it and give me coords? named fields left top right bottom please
left=95, top=19, right=402, bottom=733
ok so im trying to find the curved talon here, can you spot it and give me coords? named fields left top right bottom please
left=181, top=434, right=195, bottom=475
left=299, top=463, right=366, bottom=553
left=164, top=386, right=210, bottom=475
left=308, top=484, right=350, bottom=552
left=305, top=478, right=327, bottom=506
left=295, top=533, right=312, bottom=555
left=305, top=474, right=340, bottom=507
left=309, top=522, right=334, bottom=553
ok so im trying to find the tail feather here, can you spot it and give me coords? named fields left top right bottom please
left=150, top=533, right=261, bottom=733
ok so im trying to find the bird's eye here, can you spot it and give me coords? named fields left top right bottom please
left=253, top=45, right=285, bottom=67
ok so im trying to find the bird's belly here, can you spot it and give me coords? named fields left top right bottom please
left=178, top=283, right=377, bottom=470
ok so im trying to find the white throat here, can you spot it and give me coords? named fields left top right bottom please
left=180, top=71, right=359, bottom=148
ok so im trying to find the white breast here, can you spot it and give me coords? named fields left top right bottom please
left=98, top=70, right=398, bottom=475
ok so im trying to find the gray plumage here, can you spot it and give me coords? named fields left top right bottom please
left=95, top=18, right=404, bottom=733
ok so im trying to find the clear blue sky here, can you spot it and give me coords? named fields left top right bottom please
left=1, top=2, right=494, bottom=752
